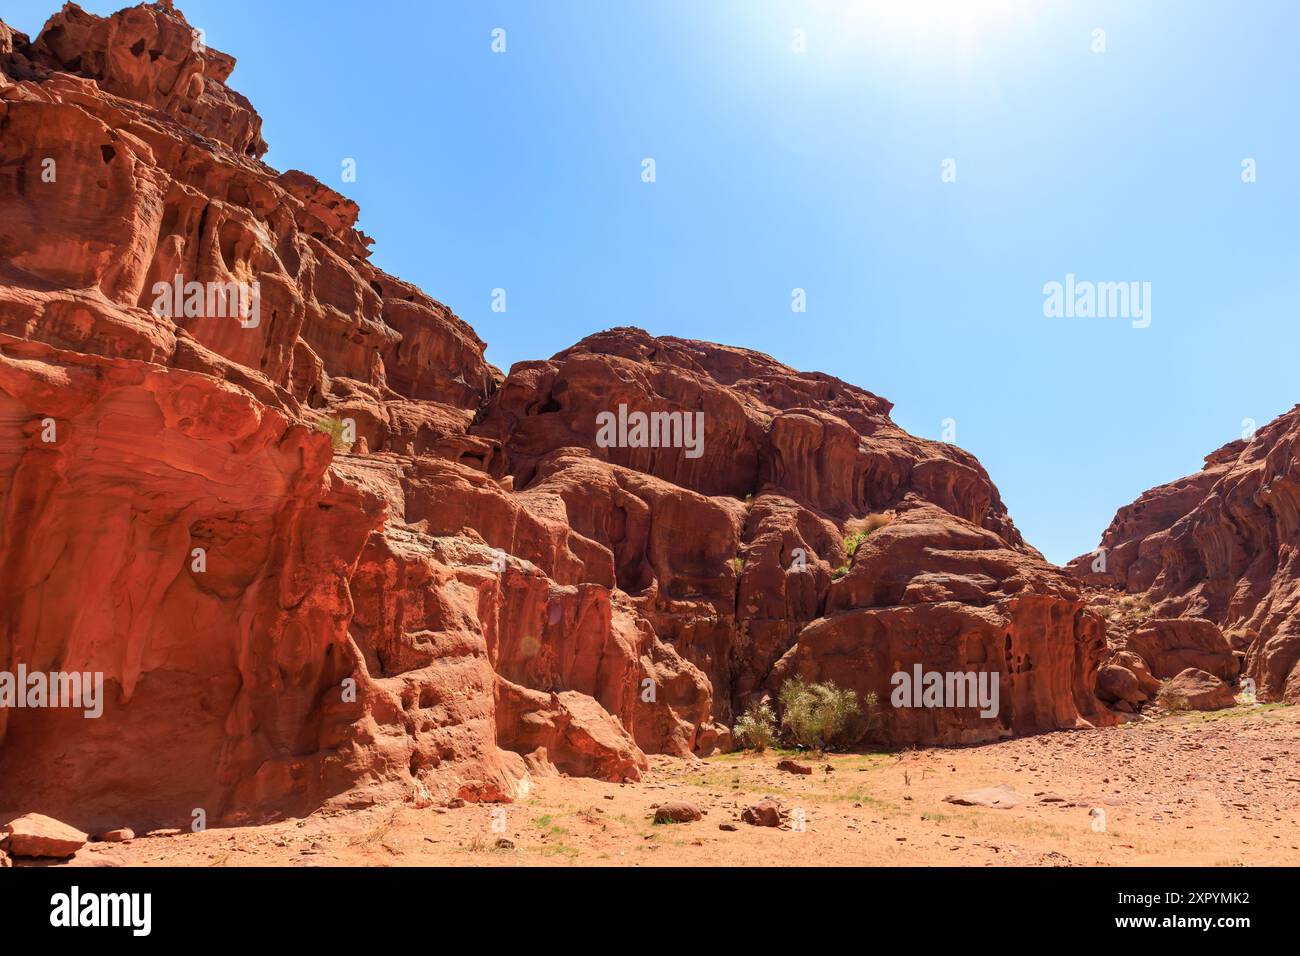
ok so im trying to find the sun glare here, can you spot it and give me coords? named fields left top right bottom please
left=814, top=0, right=1022, bottom=47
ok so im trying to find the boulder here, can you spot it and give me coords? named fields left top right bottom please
left=741, top=798, right=785, bottom=827
left=1160, top=668, right=1236, bottom=712
left=495, top=681, right=648, bottom=783
left=3, top=813, right=87, bottom=858
left=95, top=828, right=135, bottom=843
left=1112, top=650, right=1162, bottom=698
left=653, top=802, right=702, bottom=824
left=1096, top=664, right=1145, bottom=706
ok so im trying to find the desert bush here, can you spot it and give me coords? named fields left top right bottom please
left=839, top=512, right=895, bottom=567
left=1117, top=593, right=1153, bottom=613
left=314, top=415, right=354, bottom=452
left=778, top=678, right=875, bottom=751
left=845, top=512, right=895, bottom=538
left=732, top=699, right=778, bottom=751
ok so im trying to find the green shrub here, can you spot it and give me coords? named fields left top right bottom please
left=843, top=530, right=870, bottom=559
left=778, top=678, right=875, bottom=751
left=732, top=699, right=778, bottom=751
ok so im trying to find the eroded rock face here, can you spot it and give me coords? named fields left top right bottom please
left=0, top=2, right=1114, bottom=833
left=0, top=2, right=517, bottom=831
left=1127, top=619, right=1237, bottom=682
left=768, top=507, right=1111, bottom=745
left=471, top=327, right=1110, bottom=746
left=1070, top=407, right=1300, bottom=704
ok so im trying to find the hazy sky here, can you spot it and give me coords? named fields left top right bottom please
left=8, top=0, right=1298, bottom=564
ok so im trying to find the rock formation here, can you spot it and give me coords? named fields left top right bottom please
left=0, top=2, right=1112, bottom=834
left=1069, top=407, right=1300, bottom=708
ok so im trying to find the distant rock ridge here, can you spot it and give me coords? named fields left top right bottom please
left=1069, top=406, right=1300, bottom=709
left=0, top=2, right=1112, bottom=833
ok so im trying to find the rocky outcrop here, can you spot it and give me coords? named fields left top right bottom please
left=472, top=327, right=1109, bottom=746
left=0, top=2, right=1114, bottom=834
left=1126, top=619, right=1237, bottom=682
left=0, top=1, right=529, bottom=831
left=1070, top=407, right=1300, bottom=705
left=768, top=506, right=1110, bottom=744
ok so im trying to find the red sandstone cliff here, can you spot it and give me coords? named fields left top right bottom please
left=1069, top=409, right=1300, bottom=709
left=0, top=2, right=1112, bottom=833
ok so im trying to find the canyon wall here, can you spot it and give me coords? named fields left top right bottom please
left=1069, top=408, right=1300, bottom=708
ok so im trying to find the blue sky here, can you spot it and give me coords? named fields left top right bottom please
left=8, top=0, right=1298, bottom=564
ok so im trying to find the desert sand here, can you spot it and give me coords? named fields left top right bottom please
left=51, top=704, right=1298, bottom=868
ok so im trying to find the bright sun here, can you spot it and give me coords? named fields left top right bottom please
left=796, top=0, right=1025, bottom=64
left=820, top=0, right=1020, bottom=38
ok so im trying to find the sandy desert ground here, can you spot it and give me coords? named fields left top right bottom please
left=38, top=703, right=1299, bottom=868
